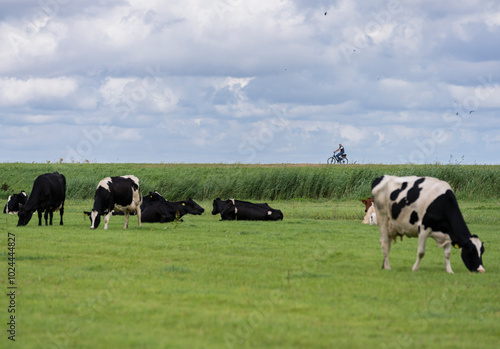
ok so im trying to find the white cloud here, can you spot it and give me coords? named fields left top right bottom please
left=0, top=0, right=498, bottom=164
left=0, top=77, right=77, bottom=106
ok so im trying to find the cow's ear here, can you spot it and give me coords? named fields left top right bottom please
left=454, top=243, right=460, bottom=249
left=83, top=211, right=90, bottom=217
left=182, top=203, right=186, bottom=206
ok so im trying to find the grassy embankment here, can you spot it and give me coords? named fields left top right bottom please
left=1, top=163, right=499, bottom=348
left=1, top=163, right=499, bottom=201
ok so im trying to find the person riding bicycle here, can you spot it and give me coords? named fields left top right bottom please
left=334, top=144, right=345, bottom=162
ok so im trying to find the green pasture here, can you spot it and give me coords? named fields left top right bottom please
left=1, top=163, right=500, bottom=348
left=3, top=198, right=500, bottom=349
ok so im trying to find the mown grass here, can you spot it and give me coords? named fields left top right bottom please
left=3, top=197, right=500, bottom=349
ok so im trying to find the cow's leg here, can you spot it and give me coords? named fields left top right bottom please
left=124, top=212, right=129, bottom=229
left=412, top=227, right=429, bottom=271
left=136, top=206, right=142, bottom=228
left=443, top=243, right=454, bottom=274
left=379, top=226, right=392, bottom=270
left=44, top=210, right=49, bottom=225
left=48, top=210, right=54, bottom=225
left=103, top=212, right=112, bottom=230
left=38, top=209, right=43, bottom=226
left=59, top=207, right=64, bottom=225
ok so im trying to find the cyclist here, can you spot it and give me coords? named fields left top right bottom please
left=334, top=144, right=345, bottom=162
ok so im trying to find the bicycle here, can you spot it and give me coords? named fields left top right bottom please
left=327, top=152, right=348, bottom=164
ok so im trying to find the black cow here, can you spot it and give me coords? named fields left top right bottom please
left=3, top=191, right=27, bottom=214
left=141, top=190, right=167, bottom=208
left=89, top=175, right=142, bottom=229
left=141, top=198, right=205, bottom=223
left=17, top=172, right=66, bottom=226
left=371, top=175, right=485, bottom=273
left=212, top=198, right=283, bottom=221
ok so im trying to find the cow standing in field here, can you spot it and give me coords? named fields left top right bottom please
left=212, top=198, right=283, bottom=221
left=3, top=191, right=27, bottom=214
left=371, top=175, right=485, bottom=273
left=17, top=172, right=66, bottom=226
left=89, top=175, right=142, bottom=229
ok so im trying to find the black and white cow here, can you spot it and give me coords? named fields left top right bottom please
left=141, top=198, right=205, bottom=223
left=3, top=191, right=27, bottom=214
left=371, top=175, right=485, bottom=273
left=17, top=172, right=66, bottom=226
left=212, top=198, right=283, bottom=221
left=111, top=190, right=165, bottom=216
left=89, top=175, right=142, bottom=229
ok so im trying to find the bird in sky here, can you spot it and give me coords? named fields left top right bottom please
left=469, top=110, right=475, bottom=114
left=324, top=11, right=327, bottom=16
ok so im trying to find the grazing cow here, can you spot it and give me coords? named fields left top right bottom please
left=89, top=175, right=142, bottom=229
left=17, top=172, right=66, bottom=226
left=212, top=198, right=283, bottom=221
left=371, top=175, right=485, bottom=273
left=3, top=191, right=27, bottom=214
left=141, top=198, right=205, bottom=223
left=362, top=202, right=377, bottom=225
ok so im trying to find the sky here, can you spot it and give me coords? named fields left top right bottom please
left=0, top=0, right=499, bottom=165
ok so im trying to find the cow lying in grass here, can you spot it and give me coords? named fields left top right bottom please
left=141, top=192, right=204, bottom=223
left=212, top=198, right=283, bottom=221
left=3, top=191, right=27, bottom=215
left=102, top=190, right=205, bottom=223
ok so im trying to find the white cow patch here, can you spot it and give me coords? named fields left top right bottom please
left=362, top=203, right=376, bottom=224
left=90, top=211, right=99, bottom=229
left=96, top=177, right=112, bottom=190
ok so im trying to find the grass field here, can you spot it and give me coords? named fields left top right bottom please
left=2, top=164, right=500, bottom=348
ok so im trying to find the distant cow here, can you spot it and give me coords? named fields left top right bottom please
left=141, top=198, right=205, bottom=223
left=89, top=175, right=142, bottom=229
left=362, top=202, right=377, bottom=225
left=212, top=198, right=283, bottom=221
left=3, top=191, right=27, bottom=214
left=371, top=175, right=485, bottom=273
left=361, top=197, right=374, bottom=212
left=17, top=172, right=66, bottom=226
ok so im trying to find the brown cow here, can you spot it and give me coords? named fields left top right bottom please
left=361, top=197, right=374, bottom=212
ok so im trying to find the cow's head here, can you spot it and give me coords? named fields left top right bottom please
left=268, top=209, right=284, bottom=221
left=86, top=210, right=101, bottom=229
left=183, top=198, right=205, bottom=215
left=148, top=191, right=165, bottom=202
left=459, top=235, right=485, bottom=273
left=212, top=198, right=222, bottom=215
left=17, top=205, right=34, bottom=226
left=361, top=197, right=374, bottom=212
